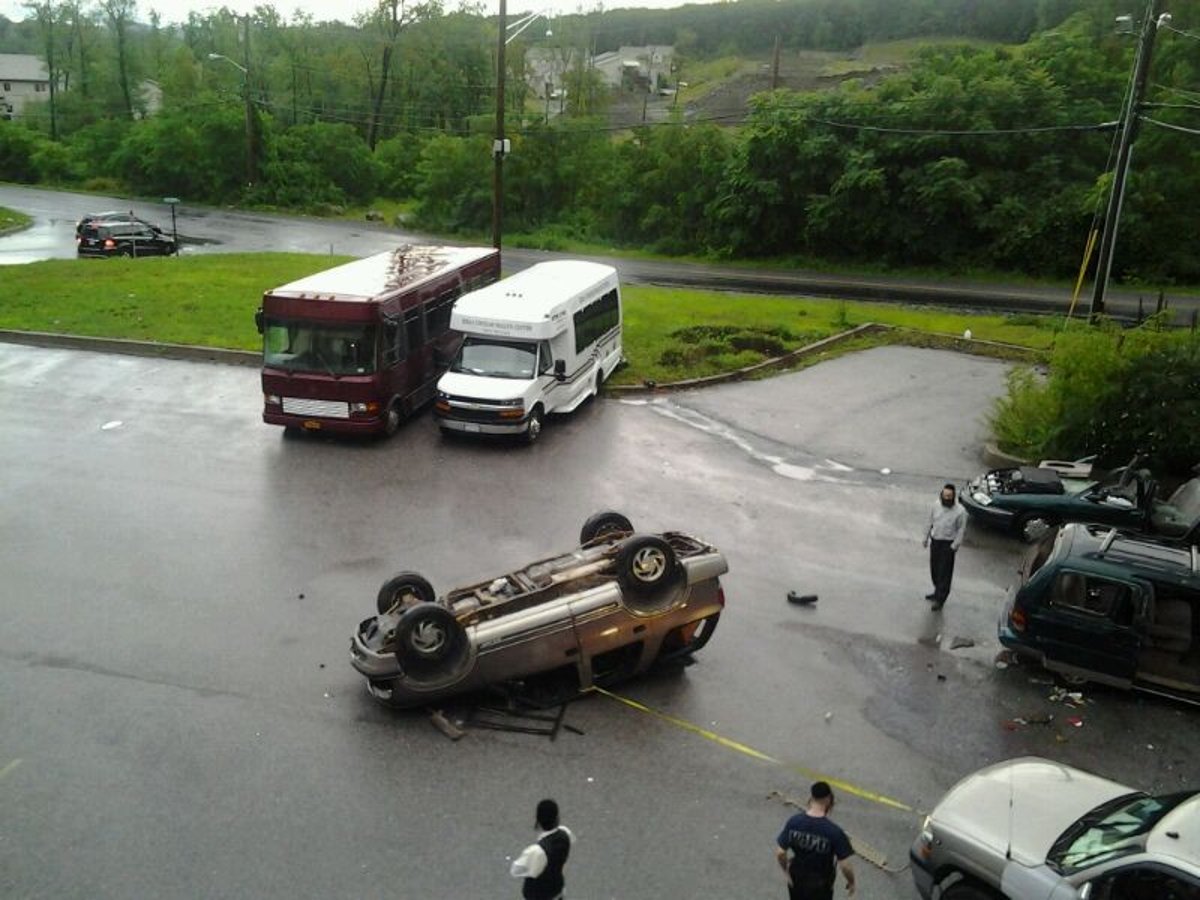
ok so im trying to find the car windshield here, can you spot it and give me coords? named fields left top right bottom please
left=451, top=337, right=537, bottom=380
left=1047, top=792, right=1192, bottom=874
left=263, top=320, right=376, bottom=375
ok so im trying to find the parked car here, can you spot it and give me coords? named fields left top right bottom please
left=76, top=220, right=177, bottom=258
left=998, top=521, right=1200, bottom=702
left=349, top=512, right=728, bottom=708
left=910, top=757, right=1200, bottom=899
left=960, top=456, right=1200, bottom=543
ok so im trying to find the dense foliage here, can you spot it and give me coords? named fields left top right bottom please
left=2, top=0, right=1199, bottom=283
left=992, top=320, right=1200, bottom=476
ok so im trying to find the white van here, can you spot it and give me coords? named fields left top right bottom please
left=434, top=260, right=622, bottom=443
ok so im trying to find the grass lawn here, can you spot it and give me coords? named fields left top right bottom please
left=0, top=254, right=1057, bottom=382
left=0, top=205, right=32, bottom=235
left=0, top=254, right=354, bottom=350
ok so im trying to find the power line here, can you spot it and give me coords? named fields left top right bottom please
left=1161, top=22, right=1200, bottom=42
left=1140, top=114, right=1200, bottom=136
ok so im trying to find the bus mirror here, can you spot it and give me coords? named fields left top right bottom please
left=254, top=309, right=264, bottom=335
left=554, top=359, right=566, bottom=381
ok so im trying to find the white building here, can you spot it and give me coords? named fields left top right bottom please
left=0, top=53, right=50, bottom=120
left=592, top=45, right=675, bottom=92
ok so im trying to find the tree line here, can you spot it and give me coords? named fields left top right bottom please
left=1, top=0, right=1198, bottom=284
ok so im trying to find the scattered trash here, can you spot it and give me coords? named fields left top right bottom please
left=1049, top=688, right=1087, bottom=707
left=1066, top=716, right=1084, bottom=728
left=1028, top=677, right=1054, bottom=685
left=298, top=593, right=305, bottom=599
left=880, top=467, right=892, bottom=475
left=787, top=591, right=818, bottom=605
left=949, top=636, right=975, bottom=650
left=824, top=712, right=833, bottom=722
left=318, top=663, right=325, bottom=669
left=1147, top=744, right=1155, bottom=750
left=100, top=421, right=123, bottom=431
left=995, top=660, right=1009, bottom=670
left=323, top=692, right=330, bottom=699
left=586, top=777, right=594, bottom=783
left=1055, top=734, right=1068, bottom=743
left=936, top=674, right=947, bottom=682
left=963, top=329, right=973, bottom=340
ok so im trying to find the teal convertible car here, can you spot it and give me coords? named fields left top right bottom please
left=960, top=460, right=1200, bottom=543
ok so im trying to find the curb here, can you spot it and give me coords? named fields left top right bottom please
left=982, top=442, right=1031, bottom=469
left=606, top=322, right=1042, bottom=394
left=0, top=329, right=260, bottom=367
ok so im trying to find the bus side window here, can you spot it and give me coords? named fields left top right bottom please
left=427, top=289, right=457, bottom=338
left=382, top=318, right=404, bottom=365
left=404, top=306, right=425, bottom=353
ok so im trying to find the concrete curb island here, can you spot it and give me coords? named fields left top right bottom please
left=0, top=329, right=260, bottom=367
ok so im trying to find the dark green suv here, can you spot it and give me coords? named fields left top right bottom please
left=999, top=522, right=1200, bottom=703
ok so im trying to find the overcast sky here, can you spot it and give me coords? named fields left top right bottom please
left=0, top=0, right=708, bottom=25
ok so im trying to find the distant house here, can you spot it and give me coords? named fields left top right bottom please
left=0, top=53, right=50, bottom=120
left=525, top=47, right=580, bottom=100
left=592, top=46, right=675, bottom=93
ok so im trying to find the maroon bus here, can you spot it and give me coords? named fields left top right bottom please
left=257, top=245, right=500, bottom=436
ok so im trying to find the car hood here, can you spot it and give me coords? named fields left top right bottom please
left=932, top=758, right=1133, bottom=867
left=437, top=370, right=533, bottom=402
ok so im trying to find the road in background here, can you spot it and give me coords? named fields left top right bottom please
left=3, top=342, right=1196, bottom=899
left=2, top=184, right=1194, bottom=321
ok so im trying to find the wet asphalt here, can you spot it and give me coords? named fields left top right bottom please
left=1, top=342, right=1198, bottom=900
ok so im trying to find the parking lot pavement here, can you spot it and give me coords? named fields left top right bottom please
left=2, top=341, right=1197, bottom=900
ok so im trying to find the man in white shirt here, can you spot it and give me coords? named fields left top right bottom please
left=923, top=483, right=968, bottom=611
left=510, top=798, right=574, bottom=900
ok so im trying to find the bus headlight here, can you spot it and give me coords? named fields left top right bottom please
left=350, top=401, right=381, bottom=414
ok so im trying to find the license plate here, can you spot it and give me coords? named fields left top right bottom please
left=303, top=420, right=322, bottom=430
left=464, top=423, right=480, bottom=433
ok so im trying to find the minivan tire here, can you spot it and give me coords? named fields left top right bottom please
left=376, top=572, right=436, bottom=615
left=580, top=511, right=634, bottom=545
left=393, top=602, right=467, bottom=677
left=616, top=535, right=680, bottom=597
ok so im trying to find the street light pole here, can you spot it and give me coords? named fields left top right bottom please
left=1089, top=0, right=1165, bottom=321
left=207, top=47, right=256, bottom=188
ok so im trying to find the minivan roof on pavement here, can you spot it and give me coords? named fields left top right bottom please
left=1066, top=523, right=1200, bottom=582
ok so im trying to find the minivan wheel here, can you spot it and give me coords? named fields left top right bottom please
left=376, top=572, right=436, bottom=615
left=524, top=407, right=543, bottom=444
left=617, top=535, right=679, bottom=597
left=580, top=511, right=634, bottom=545
left=394, top=602, right=467, bottom=677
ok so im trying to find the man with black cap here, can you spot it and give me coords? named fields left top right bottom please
left=510, top=798, right=573, bottom=900
left=923, top=482, right=967, bottom=611
left=775, top=781, right=856, bottom=899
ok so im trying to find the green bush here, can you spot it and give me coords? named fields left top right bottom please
left=991, top=320, right=1200, bottom=476
left=0, top=120, right=42, bottom=182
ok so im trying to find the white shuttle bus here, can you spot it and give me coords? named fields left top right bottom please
left=434, top=260, right=622, bottom=443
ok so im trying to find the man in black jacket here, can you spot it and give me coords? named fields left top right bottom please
left=510, top=798, right=574, bottom=900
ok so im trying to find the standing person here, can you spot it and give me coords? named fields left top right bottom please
left=923, top=482, right=967, bottom=611
left=775, top=781, right=856, bottom=899
left=510, top=798, right=573, bottom=900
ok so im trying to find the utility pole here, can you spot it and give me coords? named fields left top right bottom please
left=770, top=35, right=781, bottom=90
left=492, top=0, right=507, bottom=250
left=1089, top=0, right=1165, bottom=320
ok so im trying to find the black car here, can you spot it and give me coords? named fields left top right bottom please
left=76, top=220, right=178, bottom=258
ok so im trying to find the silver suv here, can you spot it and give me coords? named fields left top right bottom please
left=910, top=757, right=1199, bottom=899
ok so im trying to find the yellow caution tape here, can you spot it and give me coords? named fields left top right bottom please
left=592, top=687, right=913, bottom=813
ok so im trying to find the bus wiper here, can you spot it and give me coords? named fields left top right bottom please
left=314, top=350, right=339, bottom=379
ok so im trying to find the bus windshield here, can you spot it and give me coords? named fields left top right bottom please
left=451, top=337, right=537, bottom=380
left=264, top=320, right=377, bottom=375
